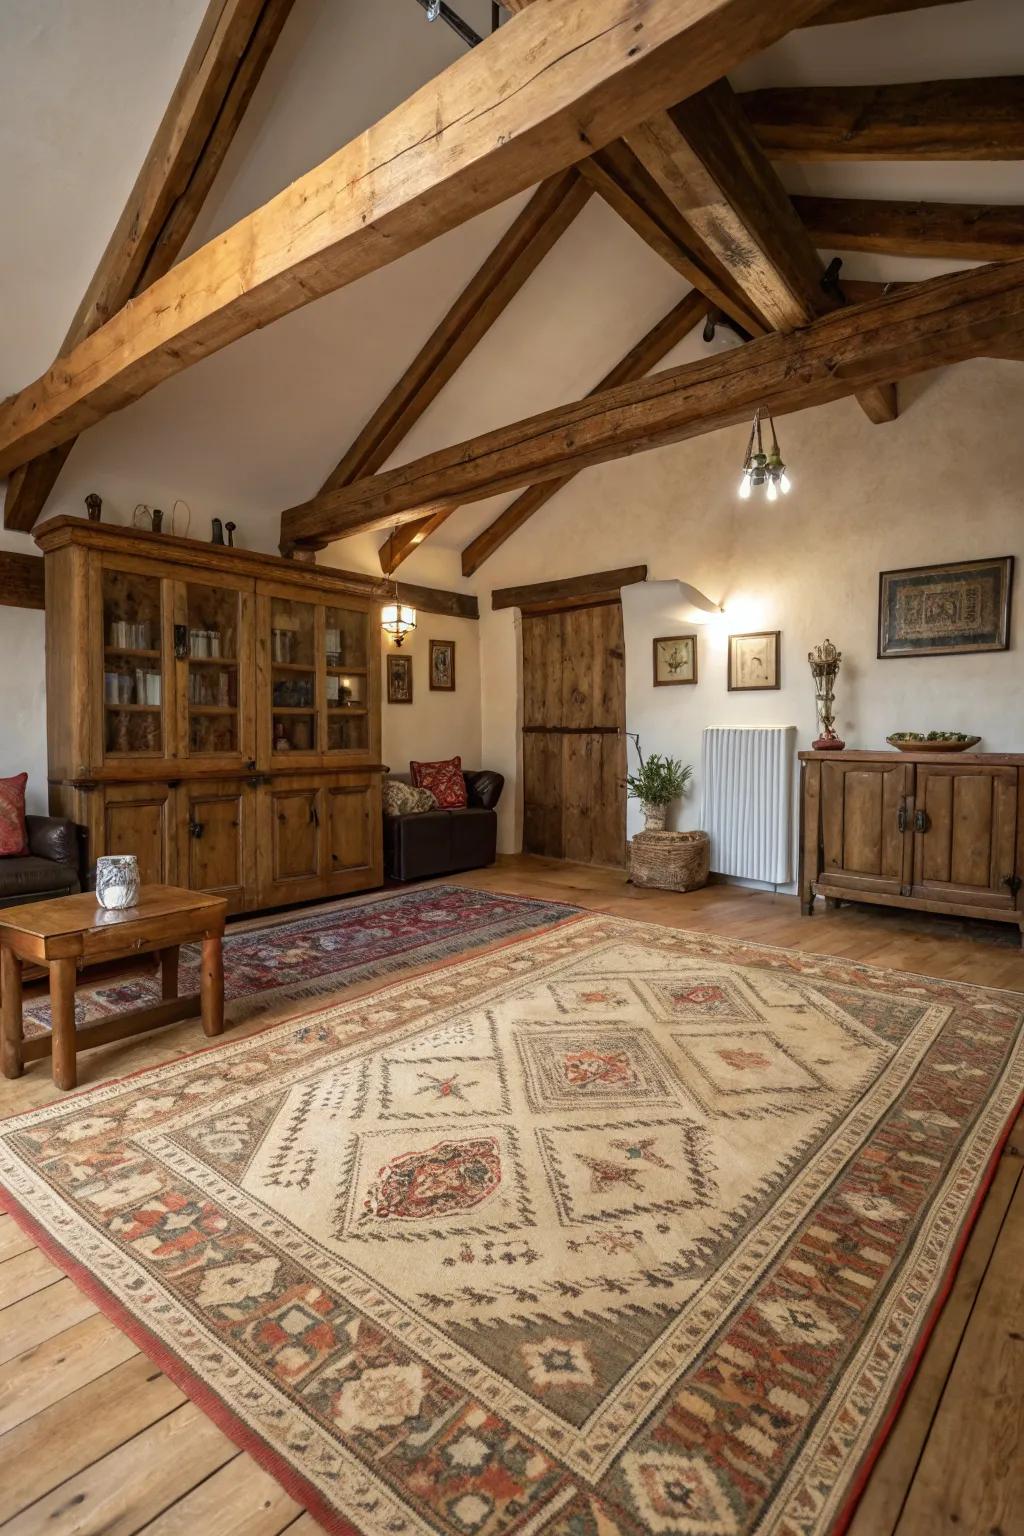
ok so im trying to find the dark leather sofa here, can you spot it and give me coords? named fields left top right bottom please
left=0, top=815, right=82, bottom=910
left=384, top=770, right=504, bottom=882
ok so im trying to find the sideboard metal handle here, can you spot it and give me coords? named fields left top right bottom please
left=897, top=805, right=908, bottom=833
left=1003, top=874, right=1022, bottom=898
left=914, top=809, right=929, bottom=834
left=188, top=820, right=204, bottom=840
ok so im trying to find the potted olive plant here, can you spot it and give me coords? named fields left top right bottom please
left=626, top=750, right=693, bottom=832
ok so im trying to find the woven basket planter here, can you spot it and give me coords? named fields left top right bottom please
left=628, top=829, right=710, bottom=892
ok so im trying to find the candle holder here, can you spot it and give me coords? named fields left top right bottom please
left=808, top=638, right=845, bottom=750
left=95, top=854, right=141, bottom=910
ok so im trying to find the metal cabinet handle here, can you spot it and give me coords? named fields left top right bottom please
left=914, top=809, right=929, bottom=834
left=897, top=805, right=908, bottom=833
left=188, top=820, right=204, bottom=839
left=309, top=803, right=320, bottom=827
left=1003, top=874, right=1022, bottom=898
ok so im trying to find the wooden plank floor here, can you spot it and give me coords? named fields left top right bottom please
left=0, top=856, right=1021, bottom=1535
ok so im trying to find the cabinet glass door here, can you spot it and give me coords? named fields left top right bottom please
left=325, top=605, right=369, bottom=753
left=270, top=597, right=318, bottom=757
left=184, top=582, right=243, bottom=758
left=102, top=566, right=166, bottom=759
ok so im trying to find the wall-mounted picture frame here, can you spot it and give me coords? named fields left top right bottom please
left=728, top=631, right=780, bottom=691
left=653, top=634, right=697, bottom=686
left=878, top=556, right=1014, bottom=658
left=386, top=652, right=413, bottom=704
left=429, top=639, right=456, bottom=691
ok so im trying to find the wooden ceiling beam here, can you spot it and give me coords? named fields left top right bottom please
left=626, top=79, right=897, bottom=424
left=3, top=0, right=295, bottom=532
left=795, top=196, right=1024, bottom=261
left=0, top=0, right=834, bottom=486
left=492, top=566, right=648, bottom=611
left=328, top=169, right=592, bottom=500
left=742, top=78, right=1024, bottom=161
left=460, top=290, right=708, bottom=577
left=279, top=259, right=1024, bottom=545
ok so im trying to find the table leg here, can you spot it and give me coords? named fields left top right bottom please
left=1, top=947, right=24, bottom=1079
left=49, top=957, right=78, bottom=1091
left=160, top=946, right=180, bottom=1001
left=200, top=931, right=224, bottom=1038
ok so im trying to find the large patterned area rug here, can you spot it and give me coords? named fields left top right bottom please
left=3, top=914, right=1023, bottom=1536
left=20, top=883, right=579, bottom=1039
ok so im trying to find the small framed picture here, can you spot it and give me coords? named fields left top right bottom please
left=728, top=631, right=780, bottom=691
left=653, top=635, right=697, bottom=686
left=386, top=652, right=413, bottom=704
left=429, top=639, right=456, bottom=691
left=878, top=556, right=1013, bottom=658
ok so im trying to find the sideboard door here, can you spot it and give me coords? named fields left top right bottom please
left=911, top=764, right=1018, bottom=911
left=257, top=777, right=325, bottom=908
left=100, top=783, right=177, bottom=888
left=820, top=760, right=914, bottom=896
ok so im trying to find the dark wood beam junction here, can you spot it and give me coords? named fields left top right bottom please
left=795, top=196, right=1024, bottom=262
left=741, top=77, right=1024, bottom=161
left=4, top=0, right=295, bottom=533
left=0, top=0, right=835, bottom=486
left=279, top=259, right=1024, bottom=547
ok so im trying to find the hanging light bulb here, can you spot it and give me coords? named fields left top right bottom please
left=737, top=407, right=791, bottom=502
left=381, top=530, right=417, bottom=646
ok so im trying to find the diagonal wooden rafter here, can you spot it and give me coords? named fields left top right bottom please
left=3, top=0, right=295, bottom=533
left=624, top=79, right=899, bottom=426
left=326, top=170, right=592, bottom=503
left=805, top=0, right=968, bottom=21
left=458, top=289, right=709, bottom=577
left=741, top=78, right=1024, bottom=161
left=0, top=0, right=838, bottom=487
left=794, top=196, right=1024, bottom=262
left=279, top=258, right=1024, bottom=546
left=381, top=291, right=708, bottom=575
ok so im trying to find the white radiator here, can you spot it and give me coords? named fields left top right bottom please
left=700, top=725, right=796, bottom=884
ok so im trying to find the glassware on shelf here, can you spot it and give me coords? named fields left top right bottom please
left=108, top=618, right=155, bottom=650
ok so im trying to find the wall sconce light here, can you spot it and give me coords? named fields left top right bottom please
left=738, top=407, right=791, bottom=503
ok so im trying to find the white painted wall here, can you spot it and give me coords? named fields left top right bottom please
left=478, top=361, right=1024, bottom=872
left=382, top=614, right=482, bottom=777
left=0, top=531, right=48, bottom=813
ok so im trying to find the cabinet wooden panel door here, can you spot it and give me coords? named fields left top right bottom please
left=324, top=777, right=381, bottom=893
left=258, top=778, right=325, bottom=907
left=820, top=759, right=914, bottom=895
left=100, top=783, right=176, bottom=887
left=912, top=764, right=1018, bottom=910
left=179, top=779, right=253, bottom=914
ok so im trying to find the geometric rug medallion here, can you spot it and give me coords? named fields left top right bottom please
left=2, top=914, right=1022, bottom=1536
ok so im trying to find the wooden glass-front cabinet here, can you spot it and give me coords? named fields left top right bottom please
left=40, top=519, right=384, bottom=915
left=800, top=750, right=1024, bottom=942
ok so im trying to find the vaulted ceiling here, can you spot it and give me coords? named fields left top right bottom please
left=0, top=0, right=1020, bottom=587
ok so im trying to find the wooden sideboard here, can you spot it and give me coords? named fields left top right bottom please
left=37, top=518, right=385, bottom=915
left=799, top=750, right=1024, bottom=943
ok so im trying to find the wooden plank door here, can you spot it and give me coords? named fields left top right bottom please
left=521, top=602, right=626, bottom=866
left=911, top=764, right=1019, bottom=910
left=819, top=759, right=914, bottom=896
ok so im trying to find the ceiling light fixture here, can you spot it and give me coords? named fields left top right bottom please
left=381, top=536, right=417, bottom=646
left=737, top=407, right=791, bottom=503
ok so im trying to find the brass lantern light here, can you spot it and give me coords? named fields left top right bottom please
left=738, top=407, right=791, bottom=503
left=381, top=531, right=417, bottom=646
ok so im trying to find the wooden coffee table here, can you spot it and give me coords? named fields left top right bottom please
left=0, top=885, right=227, bottom=1091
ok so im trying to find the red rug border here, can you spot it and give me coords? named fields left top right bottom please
left=0, top=910, right=1020, bottom=1535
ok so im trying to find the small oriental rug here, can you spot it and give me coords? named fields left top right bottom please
left=3, top=914, right=1023, bottom=1536
left=20, top=883, right=579, bottom=1040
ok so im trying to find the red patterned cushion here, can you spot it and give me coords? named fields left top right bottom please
left=410, top=756, right=467, bottom=809
left=0, top=772, right=28, bottom=856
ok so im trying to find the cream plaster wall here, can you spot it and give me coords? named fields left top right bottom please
left=382, top=614, right=482, bottom=777
left=478, top=360, right=1024, bottom=868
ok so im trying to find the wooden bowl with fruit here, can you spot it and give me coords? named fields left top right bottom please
left=886, top=731, right=981, bottom=754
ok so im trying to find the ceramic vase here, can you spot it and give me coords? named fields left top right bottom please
left=95, top=854, right=140, bottom=910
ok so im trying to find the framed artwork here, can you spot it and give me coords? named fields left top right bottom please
left=652, top=635, right=697, bottom=686
left=878, top=556, right=1013, bottom=658
left=386, top=652, right=413, bottom=704
left=728, top=631, right=780, bottom=691
left=429, top=639, right=456, bottom=691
